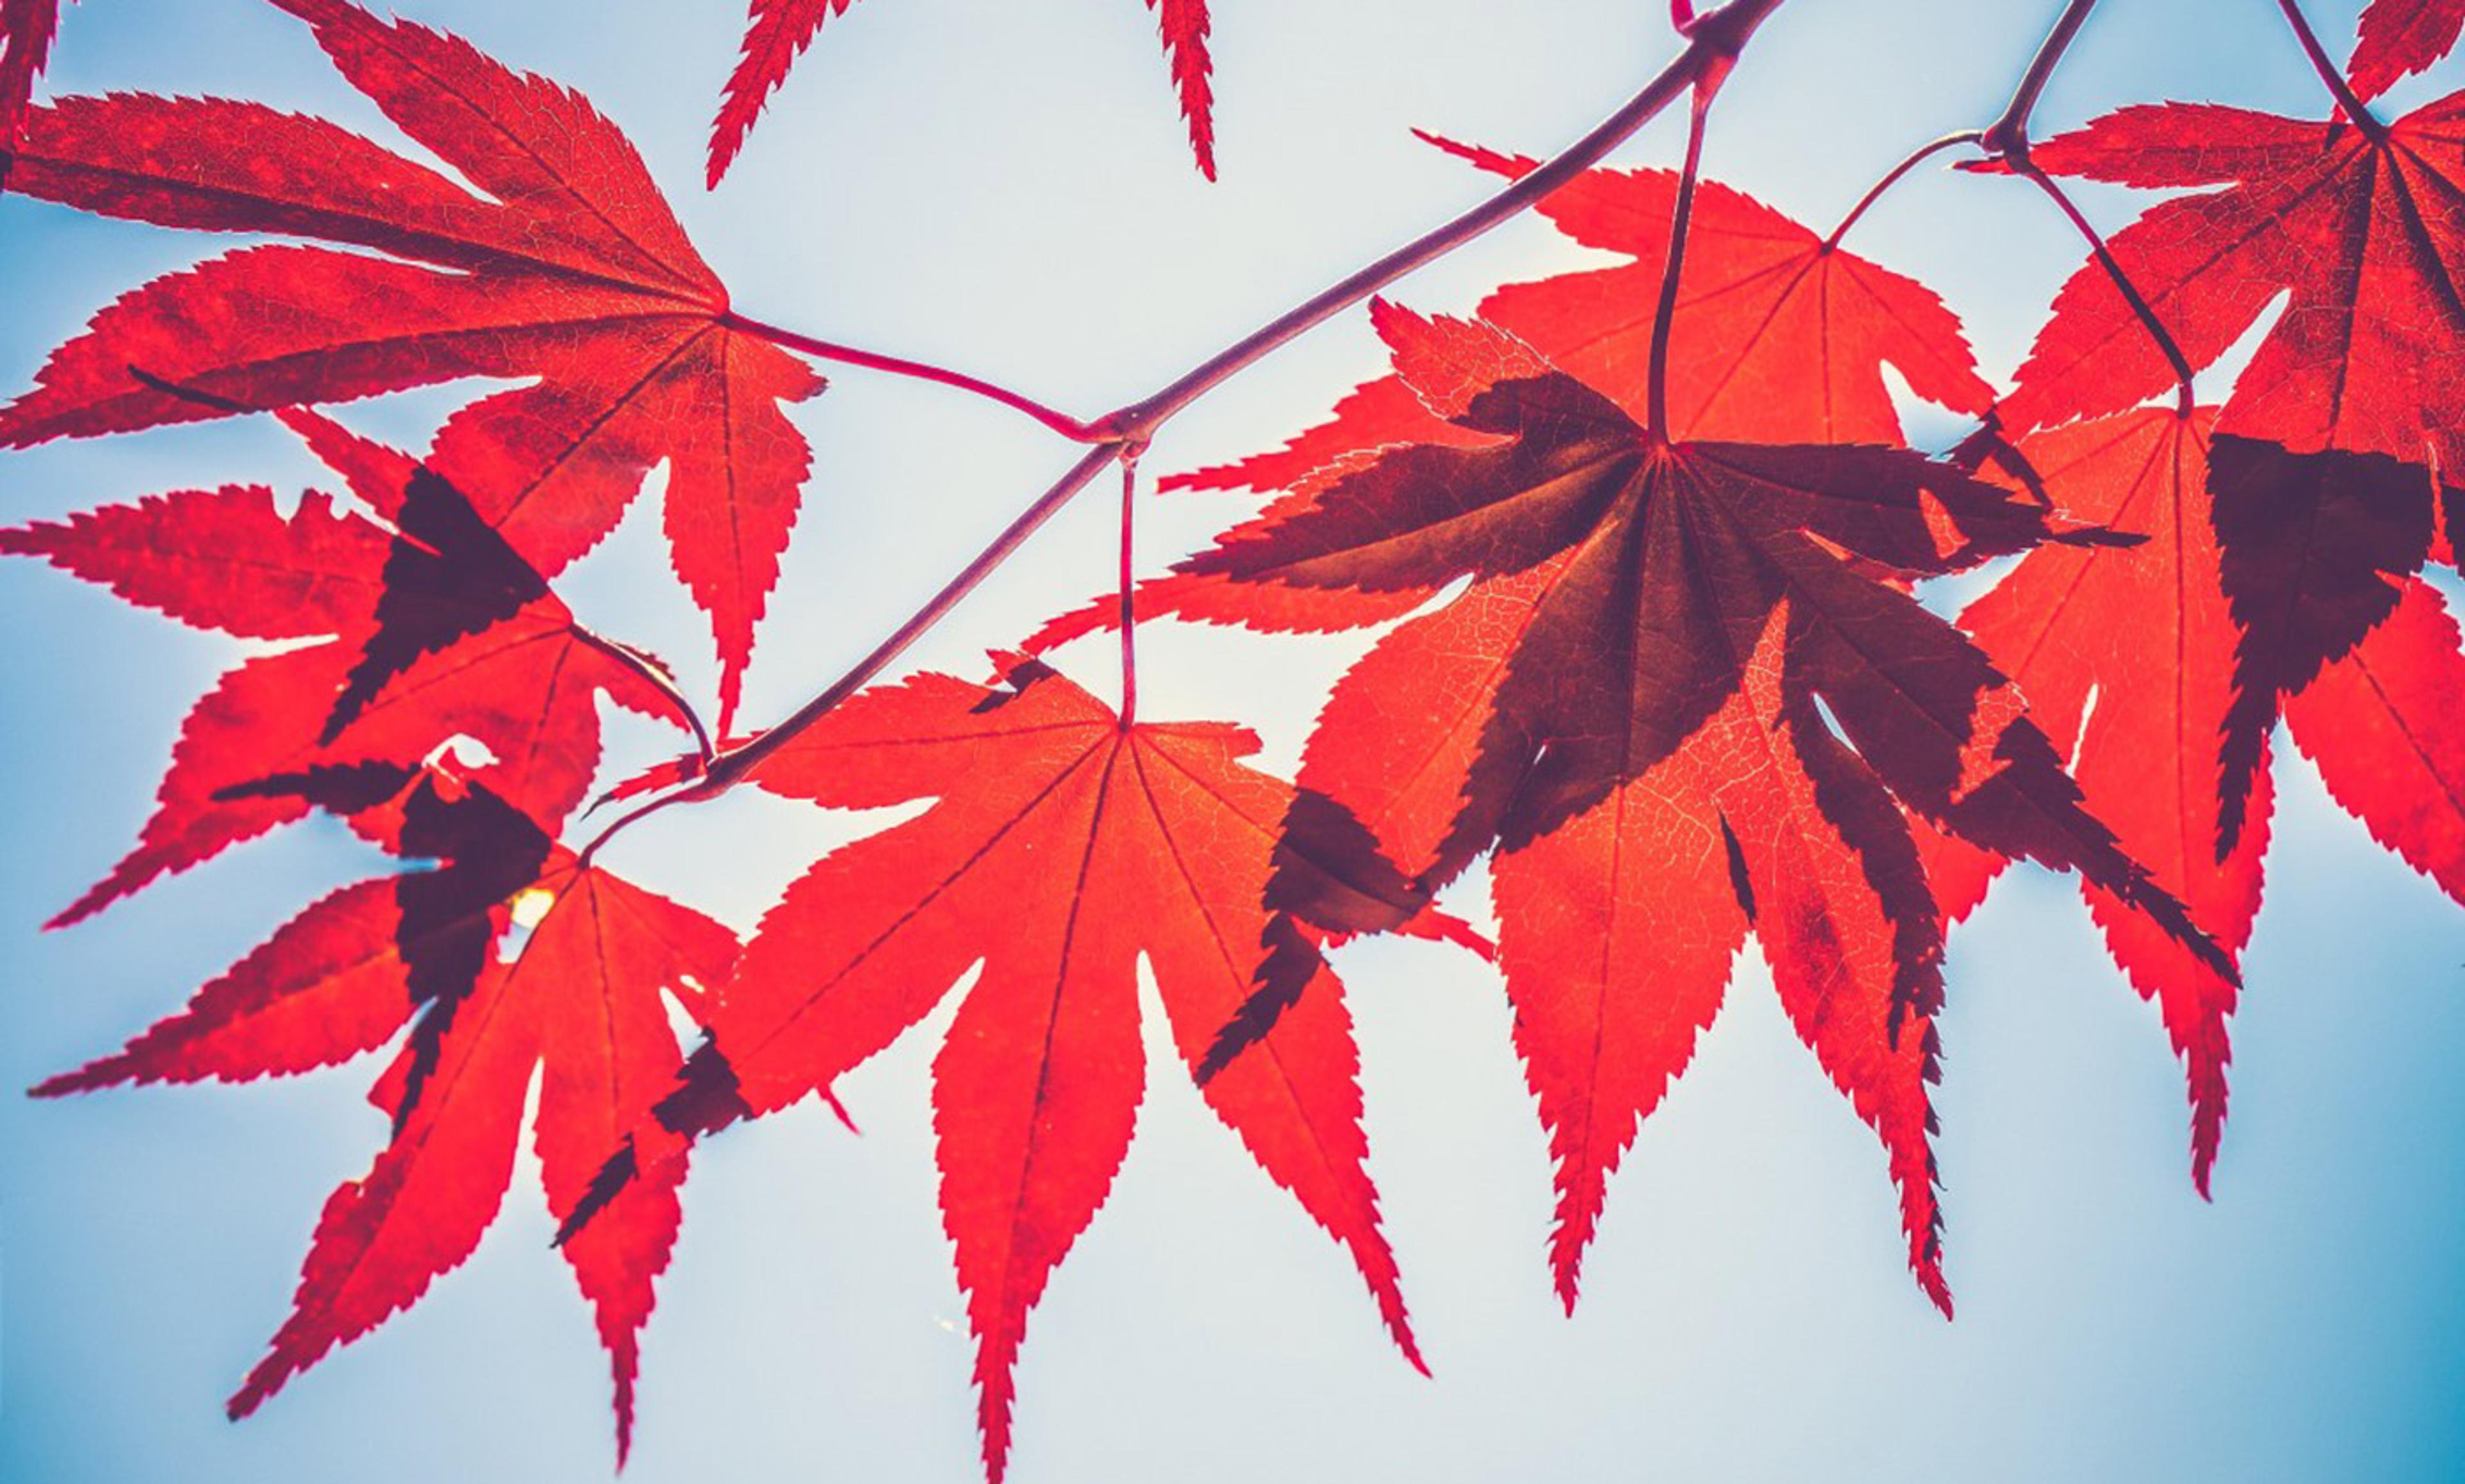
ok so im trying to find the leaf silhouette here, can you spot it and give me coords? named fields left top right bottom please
left=2206, top=433, right=2448, bottom=845
left=324, top=462, right=555, bottom=743
left=0, top=0, right=821, bottom=728
left=1170, top=307, right=2227, bottom=1307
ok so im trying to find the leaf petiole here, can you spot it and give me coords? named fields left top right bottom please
left=1647, top=69, right=1722, bottom=440
left=568, top=625, right=715, bottom=767
left=2274, top=0, right=2387, bottom=139
left=1971, top=0, right=2196, bottom=417
left=1823, top=131, right=1984, bottom=249
left=720, top=311, right=1106, bottom=442
left=1116, top=444, right=1145, bottom=730
left=2009, top=161, right=2199, bottom=417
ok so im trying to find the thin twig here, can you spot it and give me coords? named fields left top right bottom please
left=575, top=787, right=685, bottom=870
left=696, top=442, right=1126, bottom=795
left=723, top=311, right=1105, bottom=442
left=1983, top=0, right=2102, bottom=161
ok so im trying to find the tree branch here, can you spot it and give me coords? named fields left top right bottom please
left=580, top=0, right=1789, bottom=853
left=1982, top=0, right=2102, bottom=162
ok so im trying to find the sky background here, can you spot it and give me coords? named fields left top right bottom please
left=3, top=0, right=2462, bottom=1480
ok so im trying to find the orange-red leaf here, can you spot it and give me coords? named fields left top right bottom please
left=1928, top=410, right=2263, bottom=1191
left=2351, top=0, right=2465, bottom=103
left=1173, top=308, right=2223, bottom=1308
left=603, top=660, right=1415, bottom=1484
left=0, top=0, right=821, bottom=728
left=2004, top=91, right=2465, bottom=478
left=1, top=425, right=691, bottom=924
left=38, top=768, right=733, bottom=1460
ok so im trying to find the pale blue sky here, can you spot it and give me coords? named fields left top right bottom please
left=3, top=1, right=2461, bottom=1480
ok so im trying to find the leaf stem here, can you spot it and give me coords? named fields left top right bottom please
left=569, top=625, right=715, bottom=766
left=722, top=311, right=1105, bottom=442
left=2010, top=161, right=2198, bottom=416
left=697, top=442, right=1126, bottom=794
left=580, top=0, right=1788, bottom=852
left=1823, top=132, right=1984, bottom=249
left=577, top=442, right=1121, bottom=865
left=1648, top=73, right=1721, bottom=440
left=575, top=786, right=686, bottom=870
left=1971, top=0, right=2193, bottom=417
left=1116, top=447, right=1143, bottom=730
left=2274, top=0, right=2385, bottom=138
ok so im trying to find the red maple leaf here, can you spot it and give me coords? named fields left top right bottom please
left=709, top=0, right=1215, bottom=186
left=1995, top=88, right=2465, bottom=472
left=1164, top=137, right=1992, bottom=519
left=0, top=0, right=61, bottom=156
left=573, top=659, right=1420, bottom=1483
left=1920, top=410, right=2260, bottom=1191
left=2351, top=0, right=2465, bottom=102
left=34, top=764, right=736, bottom=1460
left=1151, top=304, right=2231, bottom=1309
left=0, top=0, right=821, bottom=729
left=1056, top=144, right=1995, bottom=653
left=0, top=410, right=693, bottom=926
left=1925, top=407, right=2465, bottom=1191
left=1977, top=84, right=2465, bottom=838
left=2281, top=572, right=2465, bottom=902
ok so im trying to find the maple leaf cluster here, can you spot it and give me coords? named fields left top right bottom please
left=6, top=0, right=2465, bottom=1480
